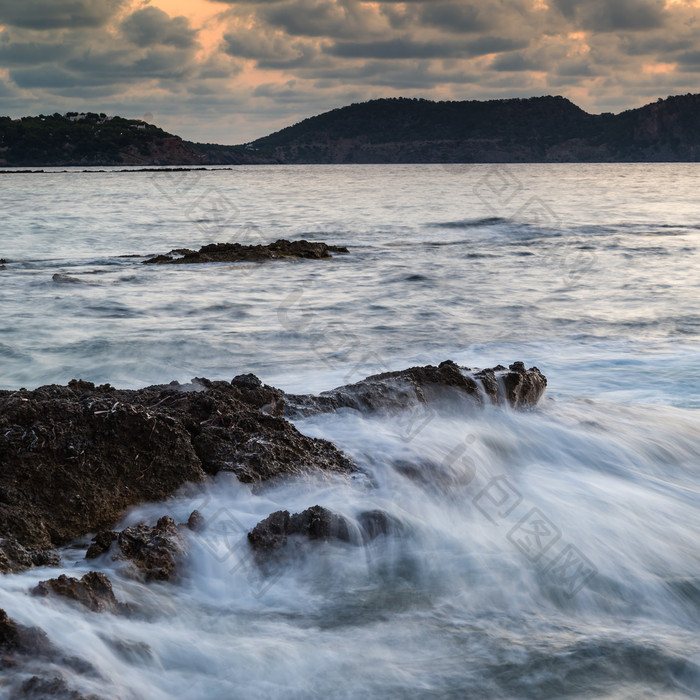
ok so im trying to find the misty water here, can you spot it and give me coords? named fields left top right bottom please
left=0, top=164, right=699, bottom=698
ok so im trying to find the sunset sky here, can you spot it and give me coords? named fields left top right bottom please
left=0, top=0, right=699, bottom=143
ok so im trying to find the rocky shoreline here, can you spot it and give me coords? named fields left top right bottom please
left=0, top=361, right=545, bottom=574
left=0, top=361, right=545, bottom=697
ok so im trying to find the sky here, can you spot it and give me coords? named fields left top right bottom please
left=0, top=0, right=699, bottom=143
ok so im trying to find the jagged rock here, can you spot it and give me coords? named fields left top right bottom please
left=32, top=572, right=124, bottom=614
left=143, top=239, right=348, bottom=265
left=248, top=506, right=353, bottom=553
left=500, top=361, right=548, bottom=409
left=0, top=377, right=352, bottom=569
left=284, top=360, right=547, bottom=418
left=13, top=675, right=101, bottom=700
left=117, top=516, right=184, bottom=581
left=0, top=609, right=54, bottom=659
left=0, top=538, right=59, bottom=575
left=0, top=361, right=545, bottom=573
left=186, top=510, right=205, bottom=532
left=85, top=531, right=118, bottom=560
left=248, top=506, right=402, bottom=559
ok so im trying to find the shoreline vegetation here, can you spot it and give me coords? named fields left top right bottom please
left=3, top=93, right=700, bottom=168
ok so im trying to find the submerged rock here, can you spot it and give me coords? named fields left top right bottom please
left=284, top=360, right=547, bottom=418
left=32, top=572, right=125, bottom=614
left=1, top=610, right=98, bottom=696
left=13, top=675, right=102, bottom=700
left=143, top=239, right=349, bottom=265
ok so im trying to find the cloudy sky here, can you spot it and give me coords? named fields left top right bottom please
left=0, top=0, right=699, bottom=143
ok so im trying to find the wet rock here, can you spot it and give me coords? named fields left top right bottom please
left=284, top=360, right=546, bottom=418
left=14, top=675, right=101, bottom=700
left=1, top=610, right=97, bottom=687
left=249, top=506, right=353, bottom=553
left=0, top=361, right=544, bottom=573
left=117, top=516, right=184, bottom=581
left=500, top=361, right=548, bottom=408
left=0, top=538, right=59, bottom=574
left=356, top=510, right=403, bottom=539
left=51, top=273, right=82, bottom=284
left=32, top=572, right=124, bottom=614
left=143, top=239, right=348, bottom=265
left=0, top=384, right=206, bottom=557
left=85, top=531, right=118, bottom=560
left=249, top=506, right=401, bottom=558
left=186, top=510, right=205, bottom=532
left=0, top=609, right=54, bottom=659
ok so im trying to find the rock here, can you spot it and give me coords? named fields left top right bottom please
left=32, top=572, right=124, bottom=614
left=186, top=510, right=205, bottom=532
left=0, top=378, right=352, bottom=569
left=0, top=609, right=54, bottom=658
left=284, top=360, right=547, bottom=418
left=143, top=239, right=349, bottom=265
left=85, top=531, right=117, bottom=560
left=248, top=506, right=401, bottom=557
left=0, top=538, right=59, bottom=575
left=51, top=274, right=82, bottom=284
left=0, top=361, right=545, bottom=573
left=117, top=516, right=184, bottom=581
left=14, top=675, right=101, bottom=700
left=248, top=506, right=353, bottom=554
left=501, top=361, right=548, bottom=408
left=356, top=510, right=403, bottom=539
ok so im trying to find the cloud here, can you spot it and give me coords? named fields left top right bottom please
left=121, top=7, right=199, bottom=49
left=325, top=36, right=528, bottom=60
left=552, top=0, right=667, bottom=32
left=0, top=0, right=127, bottom=30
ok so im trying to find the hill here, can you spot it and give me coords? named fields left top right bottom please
left=0, top=112, right=203, bottom=167
left=4, top=94, right=700, bottom=166
left=234, top=94, right=700, bottom=163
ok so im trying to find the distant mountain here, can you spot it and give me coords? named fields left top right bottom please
left=4, top=94, right=700, bottom=167
left=222, top=94, right=700, bottom=163
left=0, top=112, right=203, bottom=166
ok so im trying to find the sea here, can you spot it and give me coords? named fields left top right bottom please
left=0, top=163, right=698, bottom=699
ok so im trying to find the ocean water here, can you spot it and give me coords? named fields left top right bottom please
left=0, top=163, right=699, bottom=698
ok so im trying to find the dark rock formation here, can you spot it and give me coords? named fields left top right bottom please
left=0, top=361, right=544, bottom=573
left=143, top=239, right=348, bottom=265
left=248, top=506, right=353, bottom=553
left=0, top=377, right=353, bottom=571
left=284, top=360, right=546, bottom=418
left=0, top=538, right=59, bottom=574
left=1, top=610, right=98, bottom=697
left=13, top=675, right=99, bottom=700
left=85, top=531, right=117, bottom=560
left=116, top=516, right=184, bottom=582
left=186, top=510, right=205, bottom=532
left=32, top=572, right=125, bottom=614
left=0, top=609, right=54, bottom=659
left=248, top=505, right=402, bottom=559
